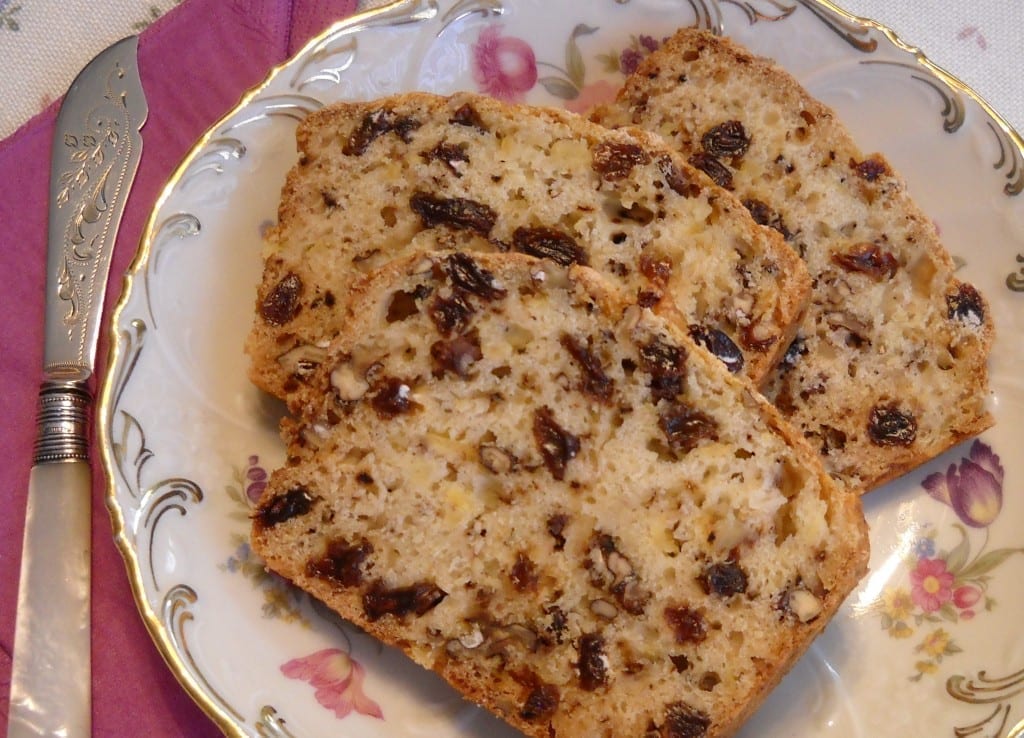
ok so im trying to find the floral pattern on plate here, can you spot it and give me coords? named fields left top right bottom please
left=101, top=1, right=1024, bottom=735
left=863, top=442, right=1024, bottom=681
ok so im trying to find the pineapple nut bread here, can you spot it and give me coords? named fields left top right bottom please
left=591, top=29, right=994, bottom=494
left=251, top=251, right=869, bottom=738
left=246, top=91, right=813, bottom=402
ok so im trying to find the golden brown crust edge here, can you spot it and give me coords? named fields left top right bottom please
left=592, top=28, right=994, bottom=494
left=246, top=90, right=812, bottom=398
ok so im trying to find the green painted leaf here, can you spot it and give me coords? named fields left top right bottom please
left=958, top=548, right=1024, bottom=580
left=566, top=24, right=600, bottom=88
left=597, top=50, right=621, bottom=74
left=938, top=603, right=958, bottom=622
left=944, top=534, right=971, bottom=575
left=880, top=613, right=893, bottom=629
left=946, top=643, right=964, bottom=655
left=539, top=76, right=579, bottom=100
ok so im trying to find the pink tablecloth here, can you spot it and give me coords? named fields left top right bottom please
left=0, top=1, right=356, bottom=735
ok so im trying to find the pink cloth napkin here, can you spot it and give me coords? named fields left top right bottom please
left=0, top=0, right=356, bottom=735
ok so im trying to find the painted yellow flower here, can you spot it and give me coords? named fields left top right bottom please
left=883, top=587, right=914, bottom=621
left=915, top=660, right=939, bottom=675
left=920, top=628, right=952, bottom=657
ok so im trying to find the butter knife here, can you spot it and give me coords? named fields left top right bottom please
left=8, top=36, right=147, bottom=738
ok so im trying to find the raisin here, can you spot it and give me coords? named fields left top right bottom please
left=423, top=141, right=469, bottom=175
left=450, top=103, right=487, bottom=131
left=660, top=702, right=711, bottom=738
left=429, top=291, right=474, bottom=335
left=370, top=377, right=419, bottom=418
left=657, top=155, right=702, bottom=197
left=688, top=152, right=733, bottom=189
left=946, top=283, right=985, bottom=325
left=659, top=403, right=719, bottom=453
left=520, top=683, right=559, bottom=721
left=639, top=254, right=673, bottom=286
left=260, top=273, right=303, bottom=326
left=363, top=580, right=447, bottom=620
left=445, top=252, right=507, bottom=300
left=867, top=404, right=917, bottom=447
left=592, top=141, right=652, bottom=180
left=780, top=335, right=807, bottom=371
left=533, top=406, right=580, bottom=481
left=638, top=338, right=687, bottom=402
left=700, top=561, right=748, bottom=597
left=664, top=606, right=707, bottom=644
left=701, top=120, right=750, bottom=158
left=698, top=672, right=721, bottom=691
left=851, top=156, right=889, bottom=181
left=431, top=331, right=483, bottom=378
left=688, top=325, right=744, bottom=374
left=832, top=243, right=899, bottom=280
left=637, top=290, right=661, bottom=308
left=577, top=633, right=608, bottom=690
left=410, top=191, right=496, bottom=235
left=669, top=654, right=691, bottom=673
left=742, top=198, right=791, bottom=240
left=510, top=552, right=539, bottom=592
left=512, top=226, right=588, bottom=267
left=306, top=538, right=373, bottom=587
left=343, top=109, right=421, bottom=156
left=547, top=514, right=569, bottom=551
left=321, top=189, right=338, bottom=209
left=560, top=334, right=613, bottom=402
left=255, top=486, right=313, bottom=528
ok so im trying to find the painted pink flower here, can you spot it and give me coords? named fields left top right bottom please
left=910, top=558, right=954, bottom=613
left=472, top=26, right=537, bottom=101
left=564, top=79, right=619, bottom=114
left=953, top=585, right=981, bottom=610
left=282, top=649, right=383, bottom=720
left=923, top=440, right=1003, bottom=528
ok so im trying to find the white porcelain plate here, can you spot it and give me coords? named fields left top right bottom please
left=100, top=1, right=1024, bottom=736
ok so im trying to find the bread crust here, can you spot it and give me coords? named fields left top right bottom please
left=252, top=251, right=868, bottom=738
left=592, top=29, right=994, bottom=494
left=246, top=91, right=810, bottom=402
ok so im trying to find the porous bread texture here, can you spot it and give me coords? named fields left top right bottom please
left=252, top=252, right=869, bottom=738
left=591, top=28, right=994, bottom=494
left=246, top=91, right=811, bottom=401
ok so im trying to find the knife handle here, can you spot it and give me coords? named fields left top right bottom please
left=8, top=461, right=92, bottom=738
left=34, top=378, right=91, bottom=464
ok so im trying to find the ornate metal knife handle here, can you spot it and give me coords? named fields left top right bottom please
left=33, top=379, right=92, bottom=465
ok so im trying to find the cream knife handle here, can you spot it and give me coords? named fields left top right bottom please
left=8, top=461, right=92, bottom=738
left=8, top=379, right=92, bottom=738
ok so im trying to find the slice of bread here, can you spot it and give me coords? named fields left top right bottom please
left=246, top=91, right=811, bottom=400
left=251, top=251, right=868, bottom=738
left=591, top=29, right=994, bottom=493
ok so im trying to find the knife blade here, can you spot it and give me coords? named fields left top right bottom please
left=8, top=36, right=147, bottom=738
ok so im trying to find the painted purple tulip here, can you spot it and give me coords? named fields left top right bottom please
left=472, top=26, right=538, bottom=101
left=922, top=440, right=1003, bottom=528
